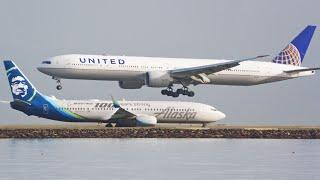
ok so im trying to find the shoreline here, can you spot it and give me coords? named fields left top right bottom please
left=0, top=125, right=320, bottom=138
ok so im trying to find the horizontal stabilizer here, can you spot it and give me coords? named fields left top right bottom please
left=0, top=100, right=10, bottom=104
left=284, top=67, right=320, bottom=73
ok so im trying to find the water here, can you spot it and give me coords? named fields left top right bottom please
left=0, top=139, right=319, bottom=180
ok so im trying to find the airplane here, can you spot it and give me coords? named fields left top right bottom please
left=3, top=60, right=225, bottom=127
left=37, top=25, right=319, bottom=98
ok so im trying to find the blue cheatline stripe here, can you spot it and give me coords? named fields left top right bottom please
left=44, top=97, right=86, bottom=121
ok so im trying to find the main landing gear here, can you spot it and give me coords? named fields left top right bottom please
left=202, top=123, right=208, bottom=128
left=161, top=85, right=195, bottom=98
left=53, top=77, right=62, bottom=90
left=105, top=123, right=114, bottom=127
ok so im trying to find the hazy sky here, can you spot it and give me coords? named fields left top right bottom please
left=0, top=0, right=319, bottom=125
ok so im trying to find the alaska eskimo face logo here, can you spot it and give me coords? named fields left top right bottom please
left=272, top=43, right=301, bottom=66
left=11, top=76, right=29, bottom=97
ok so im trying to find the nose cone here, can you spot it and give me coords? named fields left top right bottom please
left=37, top=59, right=53, bottom=75
left=200, top=110, right=226, bottom=122
left=37, top=67, right=50, bottom=76
left=216, top=111, right=226, bottom=120
left=37, top=66, right=45, bottom=73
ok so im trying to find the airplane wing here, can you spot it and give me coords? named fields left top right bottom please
left=108, top=96, right=136, bottom=120
left=170, top=55, right=269, bottom=79
left=109, top=107, right=136, bottom=120
left=284, top=67, right=320, bottom=73
left=107, top=96, right=157, bottom=127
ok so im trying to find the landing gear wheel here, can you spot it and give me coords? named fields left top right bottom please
left=53, top=77, right=62, bottom=91
left=161, top=89, right=167, bottom=95
left=187, top=91, right=195, bottom=97
left=166, top=90, right=173, bottom=96
left=105, top=123, right=113, bottom=127
left=56, top=85, right=62, bottom=90
left=161, top=84, right=193, bottom=97
left=172, top=92, right=179, bottom=98
left=161, top=85, right=175, bottom=97
left=202, top=123, right=208, bottom=128
left=176, top=89, right=183, bottom=94
left=182, top=90, right=188, bottom=95
left=176, top=85, right=195, bottom=97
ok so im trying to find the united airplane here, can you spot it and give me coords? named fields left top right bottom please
left=3, top=61, right=225, bottom=127
left=38, top=25, right=319, bottom=97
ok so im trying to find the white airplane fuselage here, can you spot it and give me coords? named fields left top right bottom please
left=38, top=54, right=315, bottom=87
left=49, top=98, right=225, bottom=124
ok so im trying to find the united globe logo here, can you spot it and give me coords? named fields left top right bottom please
left=272, top=43, right=301, bottom=66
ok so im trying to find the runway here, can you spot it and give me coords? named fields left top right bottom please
left=1, top=124, right=320, bottom=130
left=0, top=124, right=320, bottom=138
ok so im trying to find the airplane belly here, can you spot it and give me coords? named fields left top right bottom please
left=63, top=110, right=112, bottom=123
left=40, top=68, right=145, bottom=81
left=208, top=74, right=262, bottom=85
left=208, top=74, right=289, bottom=86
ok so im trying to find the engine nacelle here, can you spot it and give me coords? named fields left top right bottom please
left=146, top=71, right=172, bottom=87
left=136, top=115, right=157, bottom=127
left=118, top=81, right=143, bottom=89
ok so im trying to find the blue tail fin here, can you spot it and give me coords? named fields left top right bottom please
left=272, top=25, right=316, bottom=66
left=3, top=60, right=86, bottom=121
left=3, top=60, right=39, bottom=102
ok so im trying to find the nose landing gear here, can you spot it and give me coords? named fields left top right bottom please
left=56, top=81, right=62, bottom=90
left=53, top=77, right=62, bottom=90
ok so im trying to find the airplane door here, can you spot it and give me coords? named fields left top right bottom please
left=43, top=104, right=49, bottom=114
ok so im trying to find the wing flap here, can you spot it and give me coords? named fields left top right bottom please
left=108, top=96, right=136, bottom=121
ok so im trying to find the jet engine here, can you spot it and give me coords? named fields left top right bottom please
left=146, top=71, right=173, bottom=87
left=136, top=115, right=157, bottom=127
left=118, top=80, right=143, bottom=89
left=115, top=115, right=157, bottom=127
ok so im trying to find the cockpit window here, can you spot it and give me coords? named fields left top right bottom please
left=42, top=61, right=51, bottom=64
left=211, top=108, right=217, bottom=111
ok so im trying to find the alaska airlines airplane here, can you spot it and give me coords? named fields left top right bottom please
left=38, top=25, right=319, bottom=97
left=3, top=61, right=225, bottom=127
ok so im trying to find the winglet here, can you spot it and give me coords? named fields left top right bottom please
left=111, top=95, right=120, bottom=108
